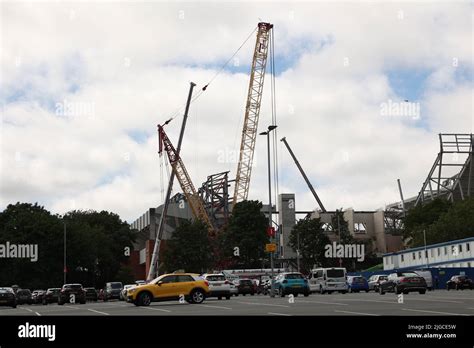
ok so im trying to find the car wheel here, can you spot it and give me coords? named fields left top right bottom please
left=341, top=291, right=347, bottom=294
left=304, top=291, right=309, bottom=297
left=12, top=303, right=17, bottom=308
left=294, top=293, right=299, bottom=297
left=379, top=287, right=385, bottom=295
left=190, top=289, right=205, bottom=304
left=42, top=300, right=47, bottom=305
left=365, top=290, right=369, bottom=293
left=320, top=286, right=325, bottom=295
left=279, top=288, right=285, bottom=298
left=58, top=301, right=64, bottom=305
left=395, top=286, right=402, bottom=295
left=137, top=292, right=152, bottom=306
left=419, top=290, right=426, bottom=294
left=225, top=296, right=230, bottom=300
left=218, top=296, right=222, bottom=300
left=348, top=288, right=352, bottom=293
left=251, top=293, right=255, bottom=296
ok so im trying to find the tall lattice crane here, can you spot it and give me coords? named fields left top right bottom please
left=158, top=124, right=216, bottom=235
left=232, top=22, right=273, bottom=206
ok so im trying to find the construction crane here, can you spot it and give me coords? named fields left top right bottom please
left=232, top=22, right=273, bottom=206
left=280, top=137, right=326, bottom=212
left=158, top=124, right=216, bottom=235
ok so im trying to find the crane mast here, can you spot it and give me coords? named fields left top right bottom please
left=158, top=125, right=216, bottom=235
left=232, top=22, right=273, bottom=205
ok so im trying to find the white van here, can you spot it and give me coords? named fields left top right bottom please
left=414, top=270, right=433, bottom=290
left=308, top=267, right=348, bottom=294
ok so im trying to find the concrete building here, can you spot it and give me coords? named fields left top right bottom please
left=383, top=237, right=474, bottom=271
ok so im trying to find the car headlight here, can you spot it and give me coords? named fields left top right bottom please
left=127, top=288, right=136, bottom=294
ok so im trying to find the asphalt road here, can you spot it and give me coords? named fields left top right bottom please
left=1, top=290, right=473, bottom=316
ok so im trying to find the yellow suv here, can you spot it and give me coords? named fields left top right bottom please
left=127, top=273, right=210, bottom=306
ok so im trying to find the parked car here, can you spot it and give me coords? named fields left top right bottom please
left=84, top=288, right=98, bottom=302
left=103, top=282, right=123, bottom=301
left=229, top=280, right=239, bottom=296
left=367, top=274, right=388, bottom=292
left=446, top=275, right=474, bottom=290
left=58, top=284, right=86, bottom=305
left=126, top=273, right=210, bottom=306
left=31, top=290, right=46, bottom=304
left=274, top=272, right=310, bottom=297
left=236, top=279, right=256, bottom=296
left=42, top=288, right=61, bottom=304
left=202, top=273, right=232, bottom=300
left=414, top=270, right=433, bottom=290
left=347, top=276, right=369, bottom=293
left=0, top=287, right=17, bottom=308
left=120, top=285, right=136, bottom=301
left=379, top=272, right=427, bottom=295
left=16, top=289, right=33, bottom=305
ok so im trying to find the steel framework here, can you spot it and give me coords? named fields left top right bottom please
left=233, top=22, right=273, bottom=205
left=415, top=133, right=473, bottom=206
left=158, top=125, right=216, bottom=235
left=199, top=171, right=230, bottom=230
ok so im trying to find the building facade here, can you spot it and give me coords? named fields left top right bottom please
left=383, top=237, right=474, bottom=270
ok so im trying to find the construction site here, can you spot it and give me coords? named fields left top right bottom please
left=123, top=23, right=473, bottom=281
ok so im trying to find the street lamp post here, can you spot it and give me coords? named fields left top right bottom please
left=260, top=125, right=277, bottom=297
left=63, top=221, right=67, bottom=285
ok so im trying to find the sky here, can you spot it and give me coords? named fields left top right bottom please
left=0, top=1, right=472, bottom=223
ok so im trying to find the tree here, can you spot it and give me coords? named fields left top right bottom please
left=162, top=220, right=213, bottom=274
left=219, top=200, right=269, bottom=269
left=403, top=198, right=452, bottom=244
left=0, top=203, right=136, bottom=289
left=409, top=198, right=474, bottom=247
left=289, top=218, right=331, bottom=273
left=0, top=203, right=63, bottom=289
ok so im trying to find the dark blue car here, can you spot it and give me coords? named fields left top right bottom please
left=347, top=276, right=369, bottom=293
left=274, top=272, right=310, bottom=297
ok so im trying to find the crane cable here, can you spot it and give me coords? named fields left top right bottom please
left=269, top=28, right=280, bottom=214
left=161, top=26, right=258, bottom=126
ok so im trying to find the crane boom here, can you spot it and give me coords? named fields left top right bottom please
left=158, top=125, right=216, bottom=235
left=280, top=137, right=326, bottom=212
left=233, top=22, right=273, bottom=205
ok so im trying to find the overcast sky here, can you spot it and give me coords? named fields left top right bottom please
left=1, top=1, right=472, bottom=222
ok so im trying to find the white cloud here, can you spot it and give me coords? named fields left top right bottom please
left=0, top=1, right=472, bottom=222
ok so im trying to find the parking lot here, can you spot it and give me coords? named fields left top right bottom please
left=1, top=290, right=473, bottom=316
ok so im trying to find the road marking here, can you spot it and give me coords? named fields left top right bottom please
left=201, top=304, right=232, bottom=310
left=88, top=309, right=109, bottom=315
left=35, top=312, right=41, bottom=316
left=237, top=301, right=289, bottom=308
left=299, top=300, right=348, bottom=306
left=334, top=310, right=379, bottom=316
left=401, top=308, right=468, bottom=316
left=401, top=298, right=463, bottom=304
left=268, top=312, right=291, bottom=316
left=425, top=295, right=474, bottom=301
left=21, top=308, right=33, bottom=313
left=64, top=305, right=81, bottom=310
left=336, top=299, right=397, bottom=304
left=141, top=307, right=171, bottom=313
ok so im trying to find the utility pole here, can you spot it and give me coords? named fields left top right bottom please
left=260, top=125, right=277, bottom=297
left=296, top=230, right=300, bottom=272
left=147, top=82, right=196, bottom=281
left=63, top=221, right=67, bottom=285
left=423, top=229, right=429, bottom=269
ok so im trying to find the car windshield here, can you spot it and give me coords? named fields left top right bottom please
left=0, top=288, right=12, bottom=293
left=64, top=285, right=82, bottom=290
left=401, top=273, right=419, bottom=277
left=285, top=274, right=304, bottom=279
left=110, top=283, right=122, bottom=289
left=207, top=275, right=225, bottom=281
left=327, top=269, right=345, bottom=278
left=240, top=280, right=252, bottom=285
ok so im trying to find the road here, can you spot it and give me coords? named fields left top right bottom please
left=1, top=290, right=473, bottom=316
